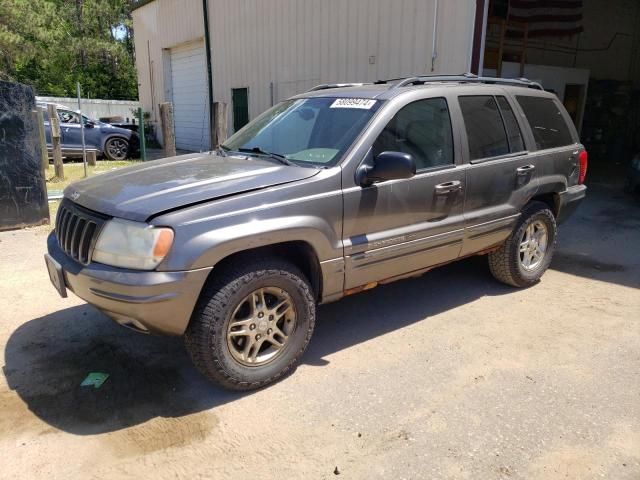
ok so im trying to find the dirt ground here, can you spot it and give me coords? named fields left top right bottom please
left=1, top=183, right=639, bottom=480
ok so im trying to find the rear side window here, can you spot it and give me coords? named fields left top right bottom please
left=496, top=96, right=524, bottom=153
left=516, top=96, right=574, bottom=150
left=459, top=96, right=509, bottom=160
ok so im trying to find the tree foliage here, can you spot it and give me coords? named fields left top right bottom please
left=0, top=0, right=137, bottom=99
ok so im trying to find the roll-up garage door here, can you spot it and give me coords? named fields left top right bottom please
left=170, top=41, right=209, bottom=151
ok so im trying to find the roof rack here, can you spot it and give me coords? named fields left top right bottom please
left=306, top=74, right=543, bottom=94
left=385, top=73, right=543, bottom=90
left=307, top=82, right=370, bottom=92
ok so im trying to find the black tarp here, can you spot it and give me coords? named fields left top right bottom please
left=0, top=81, right=49, bottom=230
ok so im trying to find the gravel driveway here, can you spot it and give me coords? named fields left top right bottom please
left=1, top=184, right=638, bottom=479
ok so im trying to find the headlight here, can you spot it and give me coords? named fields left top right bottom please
left=92, top=218, right=174, bottom=270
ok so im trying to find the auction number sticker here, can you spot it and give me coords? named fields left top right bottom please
left=330, top=98, right=377, bottom=109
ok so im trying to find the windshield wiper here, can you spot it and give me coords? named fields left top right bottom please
left=236, top=147, right=296, bottom=166
left=217, top=144, right=231, bottom=156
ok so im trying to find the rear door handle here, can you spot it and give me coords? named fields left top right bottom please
left=435, top=180, right=462, bottom=195
left=516, top=164, right=535, bottom=176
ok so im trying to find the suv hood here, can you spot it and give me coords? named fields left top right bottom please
left=65, top=152, right=320, bottom=222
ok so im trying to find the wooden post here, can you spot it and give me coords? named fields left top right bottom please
left=47, top=103, right=64, bottom=180
left=159, top=102, right=176, bottom=157
left=32, top=107, right=48, bottom=174
left=87, top=150, right=97, bottom=166
left=212, top=102, right=228, bottom=148
left=31, top=108, right=50, bottom=223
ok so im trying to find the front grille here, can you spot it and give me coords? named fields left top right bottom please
left=55, top=200, right=107, bottom=265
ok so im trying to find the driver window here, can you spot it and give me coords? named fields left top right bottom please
left=373, top=97, right=454, bottom=170
left=58, top=110, right=80, bottom=124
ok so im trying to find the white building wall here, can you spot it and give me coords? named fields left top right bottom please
left=132, top=0, right=205, bottom=144
left=133, top=0, right=476, bottom=146
left=209, top=0, right=476, bottom=130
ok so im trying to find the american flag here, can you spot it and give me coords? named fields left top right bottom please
left=509, top=0, right=584, bottom=38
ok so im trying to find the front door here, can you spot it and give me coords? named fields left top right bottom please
left=342, top=97, right=466, bottom=289
left=58, top=109, right=101, bottom=153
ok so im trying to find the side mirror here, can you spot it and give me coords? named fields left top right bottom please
left=84, top=121, right=95, bottom=128
left=358, top=151, right=416, bottom=186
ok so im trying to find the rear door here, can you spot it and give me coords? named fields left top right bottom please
left=513, top=95, right=581, bottom=190
left=457, top=92, right=538, bottom=255
left=342, top=96, right=466, bottom=289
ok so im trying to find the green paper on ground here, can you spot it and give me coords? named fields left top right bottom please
left=80, top=372, right=109, bottom=389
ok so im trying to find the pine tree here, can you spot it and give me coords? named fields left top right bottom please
left=0, top=0, right=137, bottom=99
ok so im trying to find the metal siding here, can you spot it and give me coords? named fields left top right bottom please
left=134, top=0, right=475, bottom=140
left=131, top=0, right=204, bottom=144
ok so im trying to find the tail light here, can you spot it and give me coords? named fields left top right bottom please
left=578, top=150, right=588, bottom=184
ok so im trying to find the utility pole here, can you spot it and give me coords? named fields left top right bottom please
left=77, top=82, right=88, bottom=177
left=202, top=0, right=215, bottom=150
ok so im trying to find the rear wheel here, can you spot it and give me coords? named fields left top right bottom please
left=488, top=201, right=557, bottom=288
left=185, top=258, right=316, bottom=390
left=104, top=137, right=130, bottom=160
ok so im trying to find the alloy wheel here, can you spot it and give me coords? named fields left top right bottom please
left=106, top=138, right=129, bottom=160
left=519, top=220, right=548, bottom=271
left=226, top=287, right=297, bottom=366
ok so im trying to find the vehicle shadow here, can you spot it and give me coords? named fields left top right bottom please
left=3, top=256, right=513, bottom=436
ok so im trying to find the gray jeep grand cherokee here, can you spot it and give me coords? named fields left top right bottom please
left=45, top=75, right=587, bottom=390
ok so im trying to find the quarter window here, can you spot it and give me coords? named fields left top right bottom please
left=372, top=98, right=454, bottom=170
left=459, top=96, right=509, bottom=160
left=516, top=96, right=574, bottom=150
left=496, top=96, right=525, bottom=153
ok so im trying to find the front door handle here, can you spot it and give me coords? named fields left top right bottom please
left=516, top=164, right=535, bottom=176
left=435, top=180, right=462, bottom=195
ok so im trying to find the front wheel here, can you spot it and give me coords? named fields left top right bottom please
left=185, top=258, right=316, bottom=391
left=488, top=201, right=557, bottom=288
left=104, top=137, right=130, bottom=160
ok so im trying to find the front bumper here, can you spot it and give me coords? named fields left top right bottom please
left=556, top=184, right=587, bottom=224
left=47, top=233, right=211, bottom=335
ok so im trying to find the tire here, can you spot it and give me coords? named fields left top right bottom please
left=488, top=201, right=557, bottom=288
left=103, top=137, right=130, bottom=160
left=185, top=258, right=316, bottom=391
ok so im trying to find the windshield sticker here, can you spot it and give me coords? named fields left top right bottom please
left=330, top=98, right=377, bottom=109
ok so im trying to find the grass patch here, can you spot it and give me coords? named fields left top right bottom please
left=33, top=159, right=140, bottom=234
left=46, top=159, right=141, bottom=194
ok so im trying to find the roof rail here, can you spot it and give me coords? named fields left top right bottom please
left=307, top=82, right=370, bottom=92
left=387, top=73, right=543, bottom=90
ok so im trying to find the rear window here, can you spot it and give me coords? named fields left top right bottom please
left=516, top=96, right=574, bottom=150
left=459, top=96, right=509, bottom=160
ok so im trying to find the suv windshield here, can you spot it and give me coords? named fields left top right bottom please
left=223, top=97, right=382, bottom=166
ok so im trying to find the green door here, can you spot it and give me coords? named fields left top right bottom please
left=232, top=88, right=249, bottom=132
